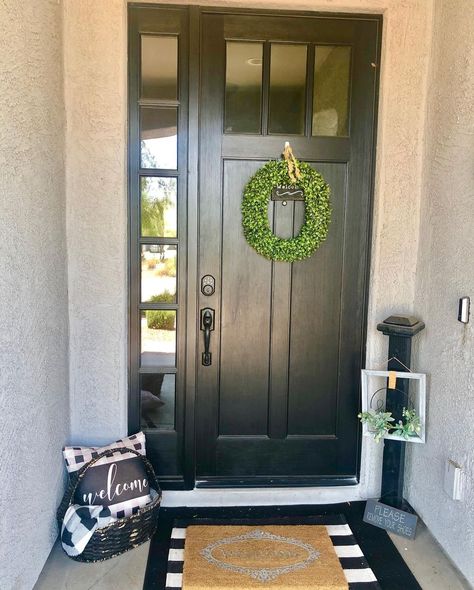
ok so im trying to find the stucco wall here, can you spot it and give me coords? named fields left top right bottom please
left=0, top=1, right=68, bottom=589
left=406, top=0, right=474, bottom=583
left=64, top=0, right=128, bottom=444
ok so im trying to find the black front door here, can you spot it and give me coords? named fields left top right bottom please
left=195, top=12, right=380, bottom=486
left=128, top=7, right=381, bottom=488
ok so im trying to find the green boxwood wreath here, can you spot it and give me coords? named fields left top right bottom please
left=241, top=159, right=331, bottom=262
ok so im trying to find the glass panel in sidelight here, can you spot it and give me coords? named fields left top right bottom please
left=140, top=36, right=178, bottom=101
left=313, top=46, right=351, bottom=137
left=141, top=244, right=177, bottom=303
left=269, top=44, right=307, bottom=135
left=141, top=309, right=176, bottom=368
left=140, top=107, right=178, bottom=169
left=225, top=41, right=263, bottom=134
left=140, top=373, right=175, bottom=430
left=140, top=177, right=177, bottom=238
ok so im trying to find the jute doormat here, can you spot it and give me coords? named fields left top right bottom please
left=182, top=525, right=347, bottom=589
left=164, top=517, right=380, bottom=590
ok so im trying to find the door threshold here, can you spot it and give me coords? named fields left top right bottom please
left=196, top=476, right=358, bottom=488
left=161, top=484, right=366, bottom=508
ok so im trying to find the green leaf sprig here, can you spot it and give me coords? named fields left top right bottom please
left=358, top=407, right=422, bottom=442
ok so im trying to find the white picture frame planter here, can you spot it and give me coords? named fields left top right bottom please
left=361, top=370, right=426, bottom=443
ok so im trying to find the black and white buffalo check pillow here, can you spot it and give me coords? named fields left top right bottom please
left=63, top=432, right=146, bottom=473
left=63, top=432, right=151, bottom=518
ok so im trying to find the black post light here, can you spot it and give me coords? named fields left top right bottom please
left=376, top=315, right=425, bottom=509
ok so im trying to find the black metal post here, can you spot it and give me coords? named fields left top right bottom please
left=377, top=315, right=425, bottom=509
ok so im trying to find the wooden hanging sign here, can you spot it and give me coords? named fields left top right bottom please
left=271, top=186, right=305, bottom=201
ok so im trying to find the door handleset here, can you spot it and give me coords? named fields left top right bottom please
left=200, top=308, right=215, bottom=366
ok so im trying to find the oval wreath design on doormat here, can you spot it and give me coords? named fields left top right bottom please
left=241, top=145, right=331, bottom=262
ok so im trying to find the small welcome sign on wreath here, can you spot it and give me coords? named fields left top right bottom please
left=241, top=143, right=331, bottom=262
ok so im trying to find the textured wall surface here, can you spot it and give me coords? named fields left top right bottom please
left=406, top=0, right=474, bottom=583
left=0, top=1, right=68, bottom=589
left=64, top=0, right=128, bottom=444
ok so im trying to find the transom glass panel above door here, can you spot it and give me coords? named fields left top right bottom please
left=224, top=38, right=353, bottom=138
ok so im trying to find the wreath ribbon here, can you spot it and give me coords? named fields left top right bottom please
left=283, top=141, right=301, bottom=184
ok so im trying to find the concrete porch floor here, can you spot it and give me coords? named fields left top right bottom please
left=34, top=517, right=471, bottom=590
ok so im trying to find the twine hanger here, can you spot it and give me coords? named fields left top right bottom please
left=369, top=356, right=413, bottom=390
left=282, top=141, right=301, bottom=184
left=370, top=356, right=413, bottom=373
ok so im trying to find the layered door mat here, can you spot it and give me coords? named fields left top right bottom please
left=144, top=503, right=421, bottom=590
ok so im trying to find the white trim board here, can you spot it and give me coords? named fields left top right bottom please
left=161, top=486, right=369, bottom=507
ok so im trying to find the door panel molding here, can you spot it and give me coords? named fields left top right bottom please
left=222, top=136, right=351, bottom=162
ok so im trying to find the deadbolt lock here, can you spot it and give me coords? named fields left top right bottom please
left=201, top=274, right=215, bottom=296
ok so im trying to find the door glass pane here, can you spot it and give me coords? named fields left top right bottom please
left=225, top=41, right=263, bottom=134
left=140, top=373, right=175, bottom=430
left=313, top=46, right=351, bottom=136
left=269, top=44, right=307, bottom=135
left=140, top=107, right=177, bottom=169
left=141, top=245, right=177, bottom=303
left=141, top=310, right=176, bottom=368
left=141, top=36, right=178, bottom=101
left=141, top=177, right=177, bottom=238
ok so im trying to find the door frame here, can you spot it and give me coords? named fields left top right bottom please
left=128, top=4, right=382, bottom=490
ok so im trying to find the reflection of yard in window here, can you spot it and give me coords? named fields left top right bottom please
left=141, top=245, right=177, bottom=302
left=141, top=310, right=176, bottom=367
left=140, top=175, right=177, bottom=238
left=141, top=314, right=176, bottom=352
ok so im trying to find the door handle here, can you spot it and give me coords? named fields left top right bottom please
left=200, top=308, right=215, bottom=366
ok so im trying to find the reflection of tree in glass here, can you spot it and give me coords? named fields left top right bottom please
left=141, top=141, right=157, bottom=168
left=141, top=150, right=175, bottom=238
left=141, top=182, right=172, bottom=237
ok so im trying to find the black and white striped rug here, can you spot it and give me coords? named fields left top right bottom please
left=164, top=515, right=380, bottom=589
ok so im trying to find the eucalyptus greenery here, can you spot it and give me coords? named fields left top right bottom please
left=358, top=408, right=422, bottom=442
left=393, top=408, right=422, bottom=439
left=241, top=160, right=331, bottom=262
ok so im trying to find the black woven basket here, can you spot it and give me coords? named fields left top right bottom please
left=57, top=447, right=161, bottom=562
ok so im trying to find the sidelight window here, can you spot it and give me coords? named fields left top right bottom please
left=140, top=177, right=177, bottom=238
left=131, top=32, right=182, bottom=432
left=139, top=374, right=176, bottom=430
left=140, top=309, right=177, bottom=369
left=140, top=107, right=178, bottom=170
left=141, top=35, right=178, bottom=101
left=141, top=244, right=177, bottom=303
